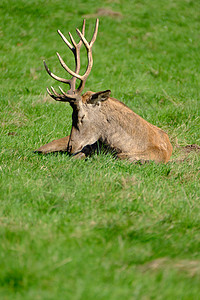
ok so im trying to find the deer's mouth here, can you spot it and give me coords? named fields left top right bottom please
left=67, top=144, right=84, bottom=156
left=70, top=142, right=100, bottom=157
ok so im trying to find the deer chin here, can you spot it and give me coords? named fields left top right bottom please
left=73, top=146, right=84, bottom=155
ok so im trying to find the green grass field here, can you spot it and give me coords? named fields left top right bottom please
left=1, top=0, right=200, bottom=299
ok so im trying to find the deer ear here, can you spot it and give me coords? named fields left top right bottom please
left=88, top=90, right=111, bottom=104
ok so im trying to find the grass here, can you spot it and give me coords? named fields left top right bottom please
left=0, top=0, right=200, bottom=299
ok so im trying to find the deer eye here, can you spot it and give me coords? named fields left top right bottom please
left=79, top=115, right=85, bottom=123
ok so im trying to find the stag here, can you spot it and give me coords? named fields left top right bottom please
left=35, top=19, right=173, bottom=163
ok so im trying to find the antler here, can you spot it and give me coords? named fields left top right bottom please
left=44, top=19, right=99, bottom=102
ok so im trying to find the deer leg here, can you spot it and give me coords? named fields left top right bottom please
left=117, top=152, right=151, bottom=164
left=35, top=136, right=91, bottom=159
left=34, top=136, right=70, bottom=153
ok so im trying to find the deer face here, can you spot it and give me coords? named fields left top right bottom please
left=67, top=90, right=111, bottom=154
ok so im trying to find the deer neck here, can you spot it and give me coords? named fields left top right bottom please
left=98, top=98, right=140, bottom=152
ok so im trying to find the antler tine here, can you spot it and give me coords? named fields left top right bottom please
left=58, top=19, right=86, bottom=50
left=46, top=86, right=76, bottom=102
left=89, top=18, right=99, bottom=46
left=58, top=86, right=69, bottom=96
left=56, top=52, right=82, bottom=80
left=50, top=86, right=61, bottom=97
left=68, top=32, right=77, bottom=48
left=43, top=60, right=72, bottom=85
left=57, top=87, right=77, bottom=100
left=51, top=86, right=75, bottom=99
left=77, top=19, right=86, bottom=47
left=46, top=87, right=54, bottom=97
left=76, top=29, right=90, bottom=48
left=76, top=19, right=99, bottom=48
left=46, top=87, right=62, bottom=101
left=57, top=30, right=74, bottom=51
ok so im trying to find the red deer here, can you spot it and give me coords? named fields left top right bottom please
left=35, top=19, right=173, bottom=163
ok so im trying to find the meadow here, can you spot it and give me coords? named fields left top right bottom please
left=0, top=0, right=200, bottom=299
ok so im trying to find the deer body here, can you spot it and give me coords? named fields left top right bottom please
left=67, top=91, right=172, bottom=163
left=35, top=19, right=172, bottom=163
